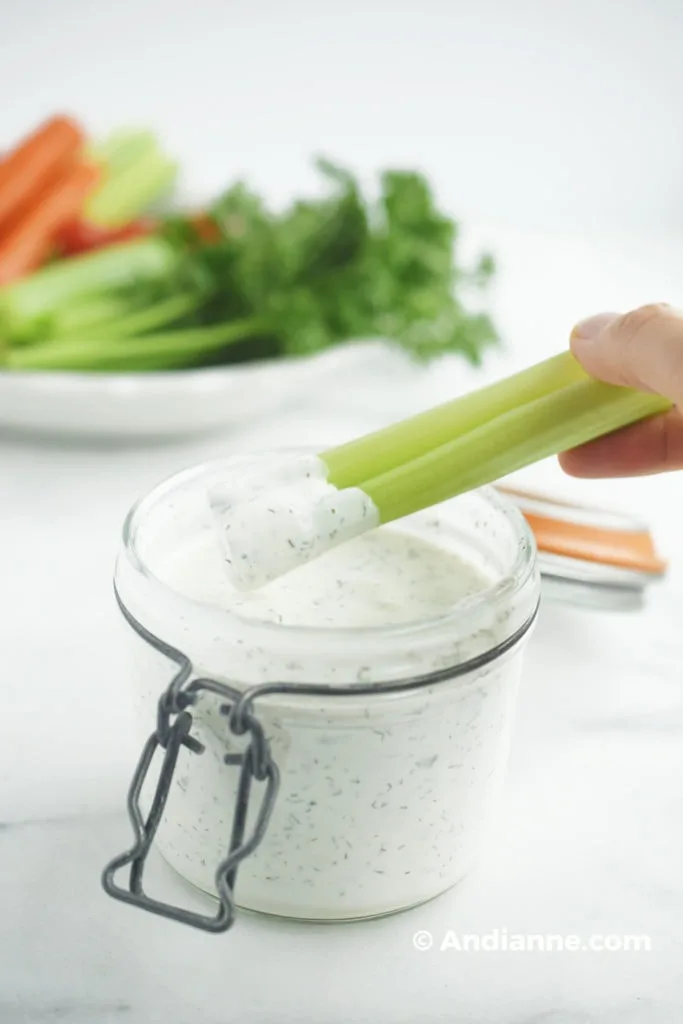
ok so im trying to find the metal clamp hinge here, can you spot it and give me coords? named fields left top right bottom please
left=102, top=619, right=280, bottom=933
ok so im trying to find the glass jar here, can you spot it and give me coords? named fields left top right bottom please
left=103, top=452, right=540, bottom=932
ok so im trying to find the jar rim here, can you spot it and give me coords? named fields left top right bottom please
left=117, top=454, right=539, bottom=653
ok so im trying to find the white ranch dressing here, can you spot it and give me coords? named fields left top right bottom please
left=160, top=522, right=493, bottom=630
left=208, top=453, right=380, bottom=590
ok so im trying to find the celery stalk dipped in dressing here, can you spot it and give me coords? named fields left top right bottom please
left=209, top=454, right=380, bottom=591
left=210, top=351, right=671, bottom=590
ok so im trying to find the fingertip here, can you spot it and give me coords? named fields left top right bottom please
left=569, top=312, right=620, bottom=379
left=557, top=412, right=683, bottom=479
left=557, top=450, right=591, bottom=478
left=570, top=312, right=619, bottom=345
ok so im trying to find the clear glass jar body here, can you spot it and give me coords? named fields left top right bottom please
left=115, top=453, right=540, bottom=921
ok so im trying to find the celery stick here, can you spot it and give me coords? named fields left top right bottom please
left=7, top=318, right=266, bottom=372
left=88, top=130, right=161, bottom=174
left=359, top=379, right=672, bottom=523
left=0, top=238, right=178, bottom=334
left=53, top=293, right=200, bottom=343
left=8, top=295, right=132, bottom=345
left=323, top=352, right=588, bottom=488
left=85, top=151, right=178, bottom=228
left=49, top=296, right=132, bottom=337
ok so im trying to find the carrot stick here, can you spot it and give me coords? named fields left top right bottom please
left=0, top=161, right=101, bottom=284
left=0, top=157, right=75, bottom=240
left=0, top=115, right=84, bottom=231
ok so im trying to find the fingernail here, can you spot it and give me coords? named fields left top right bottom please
left=571, top=312, right=619, bottom=342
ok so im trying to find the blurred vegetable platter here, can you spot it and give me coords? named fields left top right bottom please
left=0, top=114, right=499, bottom=373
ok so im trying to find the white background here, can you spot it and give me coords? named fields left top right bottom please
left=2, top=0, right=683, bottom=234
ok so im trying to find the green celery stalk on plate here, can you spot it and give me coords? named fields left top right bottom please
left=85, top=128, right=178, bottom=228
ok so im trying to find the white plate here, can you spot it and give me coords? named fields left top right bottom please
left=0, top=342, right=385, bottom=439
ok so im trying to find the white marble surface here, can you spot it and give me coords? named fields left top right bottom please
left=2, top=226, right=683, bottom=1022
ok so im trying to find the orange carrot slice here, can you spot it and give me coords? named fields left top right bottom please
left=0, top=161, right=101, bottom=284
left=0, top=115, right=84, bottom=232
left=54, top=215, right=158, bottom=257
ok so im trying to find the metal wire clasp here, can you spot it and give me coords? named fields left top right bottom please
left=102, top=598, right=280, bottom=933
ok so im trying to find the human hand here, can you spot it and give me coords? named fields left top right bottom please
left=559, top=304, right=683, bottom=477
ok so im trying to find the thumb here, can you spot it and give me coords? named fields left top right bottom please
left=570, top=303, right=683, bottom=407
